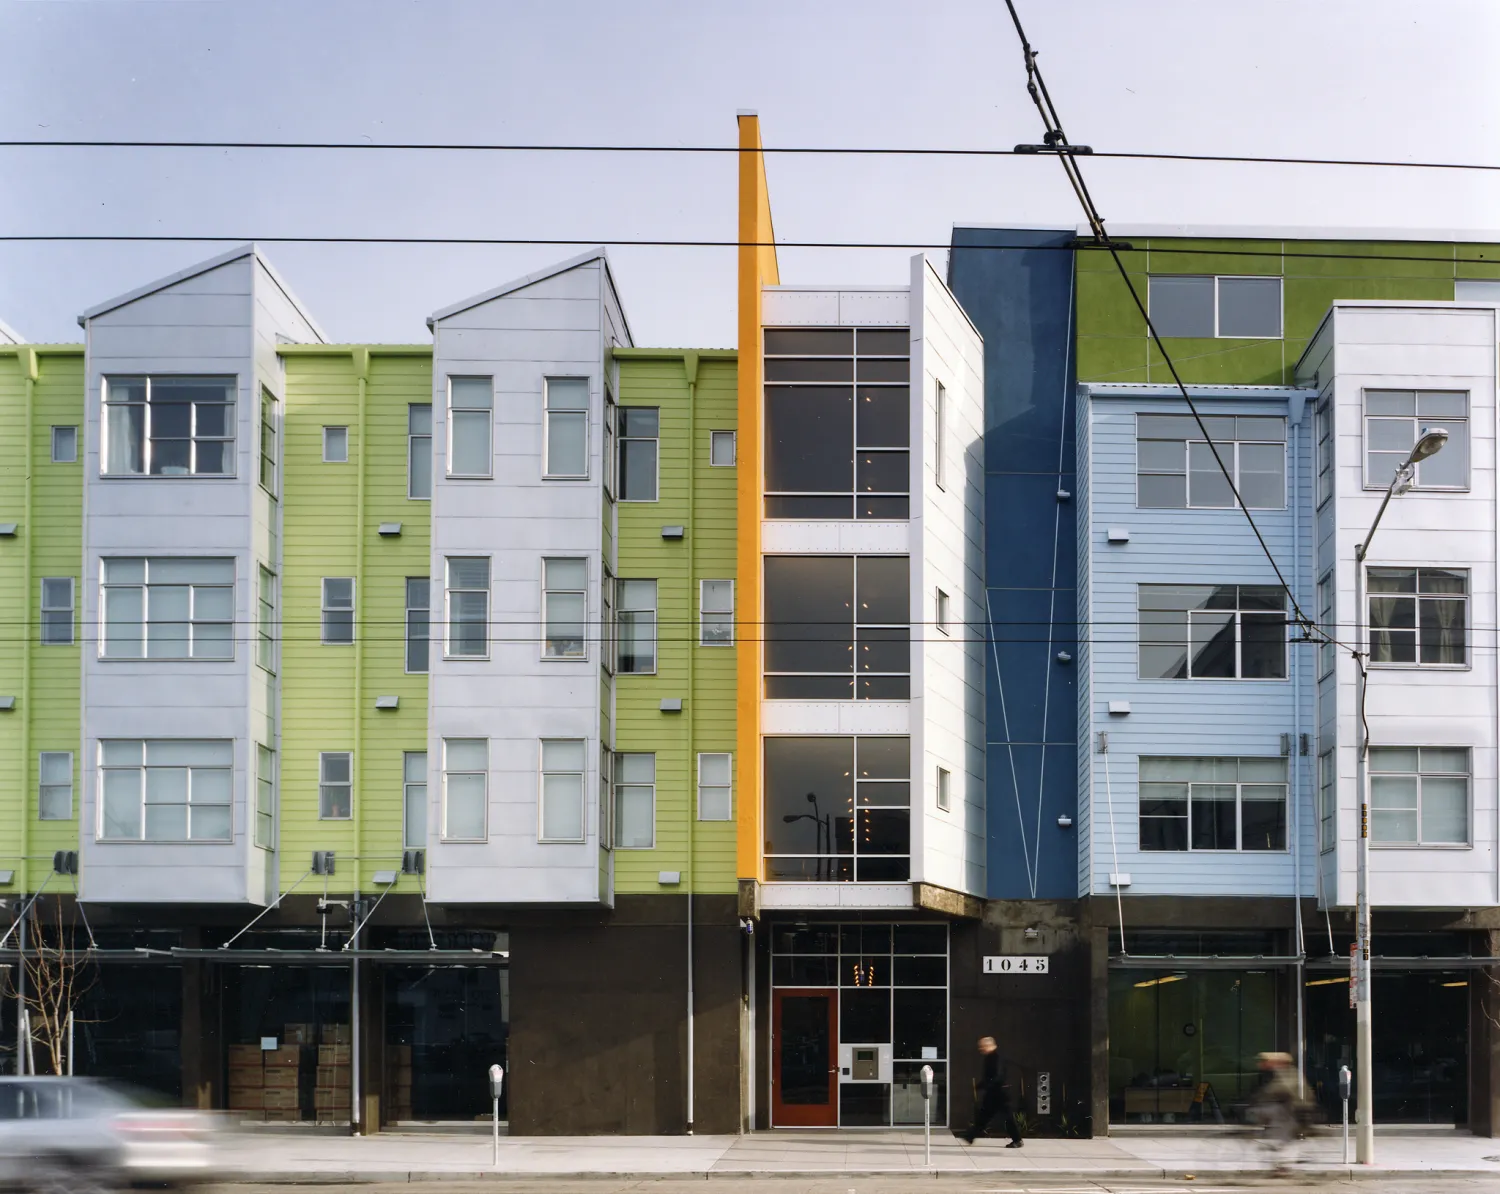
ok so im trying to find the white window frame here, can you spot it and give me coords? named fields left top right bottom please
left=699, top=579, right=734, bottom=647
left=322, top=425, right=349, bottom=464
left=542, top=558, right=589, bottom=661
left=709, top=430, right=736, bottom=467
left=543, top=377, right=590, bottom=480
left=934, top=379, right=947, bottom=491
left=403, top=751, right=428, bottom=849
left=1316, top=398, right=1333, bottom=508
left=697, top=752, right=732, bottom=821
left=936, top=766, right=951, bottom=812
left=255, top=744, right=275, bottom=850
left=1317, top=571, right=1334, bottom=679
left=407, top=403, right=432, bottom=500
left=321, top=577, right=355, bottom=646
left=936, top=588, right=950, bottom=636
left=1318, top=749, right=1335, bottom=854
left=539, top=738, right=587, bottom=844
left=50, top=425, right=77, bottom=465
left=1137, top=583, right=1289, bottom=682
left=1368, top=746, right=1471, bottom=848
left=39, top=751, right=73, bottom=821
left=100, top=557, right=235, bottom=661
left=441, top=738, right=489, bottom=843
left=1362, top=389, right=1470, bottom=492
left=40, top=577, right=74, bottom=646
left=444, top=557, right=491, bottom=660
left=616, top=579, right=658, bottom=674
left=256, top=566, right=276, bottom=674
left=259, top=388, right=277, bottom=496
left=98, top=739, right=234, bottom=843
left=1135, top=414, right=1288, bottom=511
left=318, top=751, right=353, bottom=821
left=613, top=752, right=656, bottom=849
left=1137, top=756, right=1290, bottom=853
left=1366, top=566, right=1469, bottom=670
left=405, top=577, right=430, bottom=674
left=447, top=376, right=495, bottom=479
left=101, top=374, right=237, bottom=478
left=1146, top=274, right=1283, bottom=339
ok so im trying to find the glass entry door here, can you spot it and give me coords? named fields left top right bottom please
left=773, top=988, right=837, bottom=1126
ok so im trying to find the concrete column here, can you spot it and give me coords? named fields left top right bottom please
left=1089, top=923, right=1111, bottom=1137
left=179, top=931, right=220, bottom=1110
left=1471, top=930, right=1500, bottom=1136
left=357, top=963, right=382, bottom=1134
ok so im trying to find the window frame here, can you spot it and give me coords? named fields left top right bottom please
left=1134, top=413, right=1288, bottom=511
left=99, top=557, right=236, bottom=662
left=407, top=403, right=433, bottom=500
left=405, top=577, right=430, bottom=674
left=40, top=577, right=75, bottom=647
left=1317, top=571, right=1335, bottom=679
left=447, top=375, right=495, bottom=480
left=1137, top=583, right=1289, bottom=682
left=616, top=579, right=658, bottom=674
left=617, top=406, right=660, bottom=502
left=697, top=752, right=733, bottom=821
left=542, top=376, right=591, bottom=481
left=709, top=430, right=736, bottom=467
left=318, top=750, right=353, bottom=821
left=1137, top=756, right=1290, bottom=853
left=539, top=737, right=587, bottom=844
left=699, top=578, right=734, bottom=647
left=1316, top=398, right=1333, bottom=507
left=1146, top=274, right=1284, bottom=339
left=256, top=566, right=277, bottom=674
left=259, top=388, right=277, bottom=495
left=541, top=558, right=589, bottom=661
left=441, top=737, right=489, bottom=843
left=101, top=374, right=237, bottom=479
left=934, top=379, right=947, bottom=491
left=613, top=752, right=656, bottom=849
left=320, top=577, right=356, bottom=646
left=98, top=739, right=235, bottom=843
left=936, top=766, right=951, bottom=812
left=444, top=557, right=491, bottom=661
left=936, top=588, right=950, bottom=636
left=322, top=425, right=349, bottom=464
left=255, top=743, right=275, bottom=850
left=1362, top=389, right=1470, bottom=492
left=1366, top=566, right=1469, bottom=670
left=38, top=751, right=73, bottom=822
left=403, top=751, right=428, bottom=850
left=1318, top=749, right=1336, bottom=854
left=50, top=425, right=78, bottom=465
left=1368, top=746, right=1471, bottom=848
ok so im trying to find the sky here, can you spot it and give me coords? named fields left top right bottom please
left=2, top=0, right=1499, bottom=347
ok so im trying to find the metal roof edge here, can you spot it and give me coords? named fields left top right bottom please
left=425, top=246, right=614, bottom=328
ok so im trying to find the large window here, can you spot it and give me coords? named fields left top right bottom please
left=1318, top=750, right=1336, bottom=854
left=321, top=578, right=355, bottom=645
left=405, top=578, right=430, bottom=673
left=764, top=327, right=910, bottom=520
left=259, top=389, right=277, bottom=494
left=1147, top=275, right=1282, bottom=339
left=616, top=580, right=657, bottom=673
left=100, top=739, right=233, bottom=842
left=256, top=567, right=276, bottom=673
left=618, top=408, right=659, bottom=501
left=442, top=738, right=488, bottom=841
left=102, top=558, right=234, bottom=660
left=614, top=753, right=655, bottom=849
left=255, top=744, right=275, bottom=849
left=40, top=578, right=74, bottom=646
left=539, top=738, right=586, bottom=843
left=764, top=736, right=910, bottom=881
left=1136, top=415, right=1286, bottom=509
left=1368, top=568, right=1466, bottom=667
left=448, top=377, right=493, bottom=478
left=1138, top=584, right=1286, bottom=680
left=403, top=751, right=427, bottom=849
left=1364, top=390, right=1468, bottom=489
left=408, top=404, right=432, bottom=499
left=700, top=579, right=734, bottom=646
left=542, top=558, right=587, bottom=659
left=765, top=555, right=910, bottom=699
left=1369, top=747, right=1469, bottom=846
left=103, top=375, right=235, bottom=477
left=445, top=558, right=490, bottom=659
left=319, top=751, right=352, bottom=820
left=39, top=751, right=72, bottom=821
left=697, top=753, right=732, bottom=821
left=544, top=377, right=589, bottom=479
left=1139, top=756, right=1287, bottom=851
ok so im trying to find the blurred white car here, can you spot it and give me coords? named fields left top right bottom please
left=0, top=1077, right=218, bottom=1193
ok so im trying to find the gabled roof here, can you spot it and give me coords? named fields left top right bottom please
left=0, top=317, right=22, bottom=344
left=426, top=247, right=632, bottom=342
left=77, top=243, right=327, bottom=342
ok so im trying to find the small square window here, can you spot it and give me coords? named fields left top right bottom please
left=936, top=767, right=951, bottom=812
left=323, top=426, right=349, bottom=463
left=710, top=431, right=736, bottom=467
left=51, top=426, right=77, bottom=464
left=936, top=589, right=950, bottom=635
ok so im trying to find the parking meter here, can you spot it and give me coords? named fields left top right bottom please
left=920, top=1064, right=935, bottom=1165
left=489, top=1065, right=504, bottom=1165
left=1339, top=1065, right=1352, bottom=1162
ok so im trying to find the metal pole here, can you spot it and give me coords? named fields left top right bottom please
left=13, top=915, right=23, bottom=1075
left=1353, top=556, right=1373, bottom=1165
left=1340, top=1064, right=1351, bottom=1164
left=493, top=1093, right=499, bottom=1166
left=921, top=1064, right=933, bottom=1168
left=66, top=1011, right=73, bottom=1076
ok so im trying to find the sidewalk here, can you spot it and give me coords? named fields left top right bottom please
left=217, top=1126, right=1500, bottom=1181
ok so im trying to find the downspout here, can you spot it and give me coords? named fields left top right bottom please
left=1290, top=410, right=1306, bottom=1089
left=351, top=348, right=369, bottom=1134
left=19, top=349, right=37, bottom=900
left=683, top=351, right=699, bottom=1134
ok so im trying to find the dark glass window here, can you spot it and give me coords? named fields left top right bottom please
left=1136, top=414, right=1286, bottom=510
left=1138, top=584, right=1287, bottom=680
left=1139, top=757, right=1287, bottom=851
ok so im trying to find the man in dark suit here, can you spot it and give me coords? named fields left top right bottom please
left=962, top=1035, right=1022, bottom=1147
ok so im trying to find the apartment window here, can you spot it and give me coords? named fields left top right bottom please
left=256, top=567, right=276, bottom=672
left=259, top=389, right=277, bottom=494
left=319, top=752, right=352, bottom=820
left=764, top=327, right=911, bottom=519
left=936, top=589, right=950, bottom=635
left=600, top=746, right=614, bottom=847
left=1365, top=390, right=1469, bottom=489
left=542, top=558, right=587, bottom=659
left=1147, top=275, right=1282, bottom=339
left=700, top=580, right=734, bottom=646
left=614, top=753, right=655, bottom=849
left=544, top=377, right=589, bottom=479
left=617, top=580, right=657, bottom=673
left=603, top=390, right=616, bottom=497
left=1368, top=568, right=1467, bottom=667
left=1318, top=750, right=1336, bottom=854
left=936, top=766, right=951, bottom=812
left=540, top=738, right=586, bottom=843
left=1139, top=756, right=1288, bottom=851
left=1369, top=747, right=1469, bottom=846
left=618, top=408, right=659, bottom=501
left=322, top=426, right=349, bottom=464
left=405, top=579, right=430, bottom=673
left=39, top=752, right=72, bottom=821
left=255, top=744, right=275, bottom=850
left=442, top=738, right=488, bottom=841
left=101, top=558, right=234, bottom=660
left=403, top=751, right=427, bottom=849
left=408, top=404, right=432, bottom=499
left=1138, top=584, right=1287, bottom=680
left=1316, top=399, right=1333, bottom=506
left=51, top=426, right=77, bottom=465
left=601, top=568, right=616, bottom=673
left=100, top=739, right=233, bottom=842
left=764, top=736, right=910, bottom=881
left=40, top=578, right=74, bottom=646
left=321, top=578, right=355, bottom=645
left=1136, top=415, right=1286, bottom=509
left=934, top=380, right=947, bottom=490
left=765, top=555, right=910, bottom=699
left=1317, top=572, right=1335, bottom=678
left=446, top=557, right=490, bottom=658
left=710, top=430, right=736, bottom=466
left=103, top=375, right=235, bottom=477
left=448, top=377, right=494, bottom=477
left=698, top=753, right=732, bottom=821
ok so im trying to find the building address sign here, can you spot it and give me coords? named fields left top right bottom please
left=982, top=955, right=1049, bottom=974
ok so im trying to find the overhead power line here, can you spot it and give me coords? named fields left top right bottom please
left=3, top=139, right=1500, bottom=175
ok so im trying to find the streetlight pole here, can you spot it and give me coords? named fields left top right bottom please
left=1350, top=425, right=1448, bottom=1165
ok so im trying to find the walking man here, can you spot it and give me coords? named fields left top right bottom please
left=962, top=1036, right=1022, bottom=1146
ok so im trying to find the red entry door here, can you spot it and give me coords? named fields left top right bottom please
left=772, top=988, right=838, bottom=1127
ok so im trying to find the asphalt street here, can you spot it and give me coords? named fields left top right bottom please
left=218, top=1178, right=1500, bottom=1194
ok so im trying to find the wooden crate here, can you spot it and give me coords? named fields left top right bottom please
left=227, top=1065, right=263, bottom=1089
left=264, top=1045, right=302, bottom=1068
left=317, top=1044, right=351, bottom=1066
left=228, top=1044, right=263, bottom=1066
left=262, top=1087, right=301, bottom=1111
left=262, top=1067, right=299, bottom=1090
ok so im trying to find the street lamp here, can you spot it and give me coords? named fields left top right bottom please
left=1351, top=424, right=1448, bottom=1164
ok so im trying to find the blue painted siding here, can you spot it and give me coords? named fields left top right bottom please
left=1081, top=389, right=1319, bottom=898
left=950, top=228, right=1080, bottom=900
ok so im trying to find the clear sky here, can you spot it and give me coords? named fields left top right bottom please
left=3, top=0, right=1498, bottom=347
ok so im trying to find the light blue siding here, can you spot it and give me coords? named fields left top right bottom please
left=1075, top=385, right=1093, bottom=897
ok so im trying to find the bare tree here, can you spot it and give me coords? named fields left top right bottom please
left=0, top=900, right=96, bottom=1075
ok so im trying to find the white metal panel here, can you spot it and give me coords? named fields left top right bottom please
left=760, top=521, right=911, bottom=554
left=761, top=702, right=912, bottom=735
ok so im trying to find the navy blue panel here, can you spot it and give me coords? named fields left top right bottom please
left=951, top=228, right=1079, bottom=901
